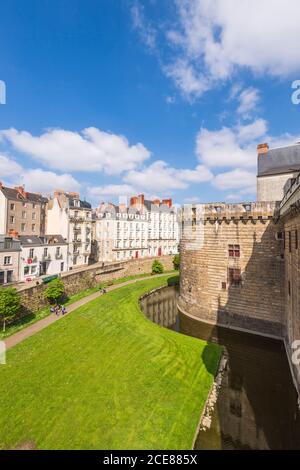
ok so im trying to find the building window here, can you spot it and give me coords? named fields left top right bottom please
left=10, top=203, right=15, bottom=210
left=24, top=266, right=30, bottom=275
left=10, top=216, right=15, bottom=224
left=229, top=268, right=242, bottom=286
left=22, top=211, right=27, bottom=219
left=60, top=262, right=64, bottom=272
left=289, top=231, right=292, bottom=253
left=288, top=281, right=291, bottom=297
left=0, top=271, right=4, bottom=284
left=29, top=248, right=34, bottom=259
left=22, top=202, right=27, bottom=207
left=32, top=212, right=36, bottom=220
left=32, top=224, right=36, bottom=232
left=229, top=244, right=240, bottom=258
left=56, top=247, right=60, bottom=256
left=6, top=271, right=13, bottom=283
left=295, top=230, right=298, bottom=250
left=21, top=223, right=26, bottom=232
left=32, top=203, right=36, bottom=209
left=4, top=256, right=12, bottom=265
left=44, top=248, right=48, bottom=257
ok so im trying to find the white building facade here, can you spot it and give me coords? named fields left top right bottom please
left=0, top=235, right=21, bottom=285
left=46, top=190, right=92, bottom=269
left=19, top=235, right=68, bottom=283
left=93, top=195, right=179, bottom=262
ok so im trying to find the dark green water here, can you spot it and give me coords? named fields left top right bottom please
left=140, top=285, right=300, bottom=450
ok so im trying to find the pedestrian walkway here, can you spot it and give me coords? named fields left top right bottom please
left=4, top=273, right=169, bottom=350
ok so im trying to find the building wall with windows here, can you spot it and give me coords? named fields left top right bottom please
left=0, top=183, right=47, bottom=236
left=46, top=190, right=92, bottom=269
left=0, top=235, right=21, bottom=285
left=19, top=235, right=68, bottom=283
left=93, top=197, right=179, bottom=263
left=178, top=202, right=285, bottom=338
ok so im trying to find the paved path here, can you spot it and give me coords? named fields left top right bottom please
left=4, top=273, right=170, bottom=350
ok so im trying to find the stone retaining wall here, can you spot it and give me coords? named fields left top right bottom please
left=17, top=255, right=174, bottom=315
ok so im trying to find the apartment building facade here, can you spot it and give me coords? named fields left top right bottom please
left=0, top=183, right=47, bottom=236
left=19, top=235, right=68, bottom=283
left=93, top=195, right=179, bottom=262
left=0, top=235, right=21, bottom=285
left=47, top=190, right=92, bottom=269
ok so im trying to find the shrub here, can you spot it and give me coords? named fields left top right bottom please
left=152, top=260, right=164, bottom=274
left=44, top=278, right=65, bottom=304
left=0, top=287, right=21, bottom=332
left=173, top=254, right=180, bottom=270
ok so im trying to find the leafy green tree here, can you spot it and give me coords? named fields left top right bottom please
left=152, top=259, right=164, bottom=274
left=44, top=278, right=65, bottom=304
left=173, top=254, right=180, bottom=271
left=0, top=287, right=21, bottom=332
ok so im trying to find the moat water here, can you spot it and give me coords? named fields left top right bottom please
left=140, top=285, right=300, bottom=450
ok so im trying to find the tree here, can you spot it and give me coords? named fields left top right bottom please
left=44, top=278, right=65, bottom=304
left=0, top=287, right=21, bottom=332
left=152, top=259, right=164, bottom=274
left=173, top=254, right=180, bottom=271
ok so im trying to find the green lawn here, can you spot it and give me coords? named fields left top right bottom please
left=0, top=271, right=177, bottom=340
left=0, top=275, right=221, bottom=450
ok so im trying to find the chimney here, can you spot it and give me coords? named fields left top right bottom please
left=119, top=203, right=126, bottom=212
left=9, top=229, right=19, bottom=238
left=152, top=198, right=160, bottom=206
left=257, top=143, right=269, bottom=155
left=0, top=181, right=3, bottom=189
left=54, top=189, right=65, bottom=198
left=138, top=194, right=145, bottom=206
left=69, top=191, right=80, bottom=199
left=130, top=196, right=138, bottom=207
left=15, top=185, right=27, bottom=198
left=162, top=198, right=172, bottom=208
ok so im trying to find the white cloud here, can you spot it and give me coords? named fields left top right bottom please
left=19, top=169, right=80, bottom=194
left=213, top=168, right=256, bottom=193
left=0, top=154, right=22, bottom=178
left=131, top=2, right=157, bottom=50
left=87, top=184, right=135, bottom=199
left=158, top=0, right=300, bottom=98
left=124, top=160, right=213, bottom=193
left=0, top=127, right=151, bottom=176
left=237, top=87, right=260, bottom=117
left=196, top=119, right=267, bottom=168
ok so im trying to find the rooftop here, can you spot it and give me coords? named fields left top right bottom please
left=258, top=143, right=300, bottom=177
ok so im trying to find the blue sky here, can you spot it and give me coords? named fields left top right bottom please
left=0, top=0, right=300, bottom=206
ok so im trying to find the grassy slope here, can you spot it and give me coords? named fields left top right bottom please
left=0, top=271, right=177, bottom=340
left=0, top=275, right=221, bottom=450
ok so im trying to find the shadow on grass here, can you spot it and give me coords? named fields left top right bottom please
left=201, top=341, right=222, bottom=376
left=167, top=274, right=179, bottom=286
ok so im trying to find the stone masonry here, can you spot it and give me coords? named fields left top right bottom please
left=178, top=202, right=285, bottom=338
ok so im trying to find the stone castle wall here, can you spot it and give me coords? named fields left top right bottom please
left=281, top=209, right=300, bottom=394
left=178, top=203, right=285, bottom=338
left=17, top=255, right=174, bottom=315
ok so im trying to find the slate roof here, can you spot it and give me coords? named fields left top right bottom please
left=19, top=235, right=67, bottom=246
left=258, top=144, right=300, bottom=177
left=0, top=186, right=48, bottom=203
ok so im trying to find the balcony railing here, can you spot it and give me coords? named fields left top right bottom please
left=70, top=216, right=84, bottom=223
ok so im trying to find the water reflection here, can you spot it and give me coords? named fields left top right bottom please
left=140, top=285, right=300, bottom=450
